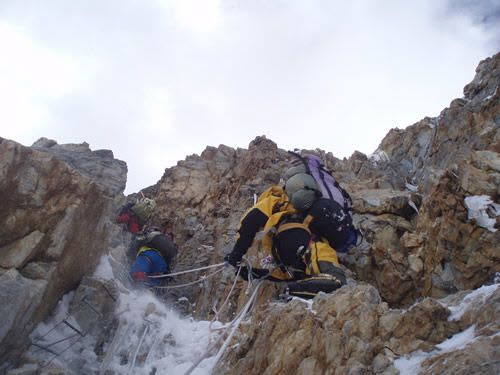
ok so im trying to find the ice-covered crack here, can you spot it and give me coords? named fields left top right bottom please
left=26, top=254, right=223, bottom=374
left=111, top=290, right=221, bottom=374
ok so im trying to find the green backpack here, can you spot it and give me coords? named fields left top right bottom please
left=131, top=198, right=156, bottom=225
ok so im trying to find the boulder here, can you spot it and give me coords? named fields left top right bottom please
left=0, top=138, right=126, bottom=364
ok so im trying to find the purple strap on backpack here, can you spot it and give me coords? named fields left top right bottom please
left=304, top=154, right=351, bottom=210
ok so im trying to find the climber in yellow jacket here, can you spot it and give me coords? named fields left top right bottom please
left=224, top=184, right=347, bottom=299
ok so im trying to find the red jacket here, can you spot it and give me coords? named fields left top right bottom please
left=117, top=212, right=142, bottom=234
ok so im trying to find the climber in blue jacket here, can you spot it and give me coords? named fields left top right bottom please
left=129, top=227, right=177, bottom=286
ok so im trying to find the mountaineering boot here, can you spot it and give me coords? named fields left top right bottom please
left=277, top=286, right=293, bottom=303
left=238, top=266, right=270, bottom=281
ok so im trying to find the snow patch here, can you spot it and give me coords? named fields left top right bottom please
left=445, top=283, right=499, bottom=321
left=405, top=183, right=418, bottom=192
left=464, top=195, right=499, bottom=232
left=93, top=254, right=114, bottom=280
left=112, top=290, right=220, bottom=374
left=290, top=296, right=317, bottom=314
left=483, top=86, right=497, bottom=102
left=28, top=285, right=220, bottom=374
left=364, top=196, right=381, bottom=207
left=426, top=117, right=439, bottom=129
left=408, top=200, right=419, bottom=215
left=436, top=325, right=476, bottom=351
left=394, top=326, right=477, bottom=374
left=369, top=149, right=390, bottom=164
left=398, top=281, right=500, bottom=373
left=31, top=292, right=75, bottom=342
left=393, top=351, right=428, bottom=375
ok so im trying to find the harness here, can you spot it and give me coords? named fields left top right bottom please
left=270, top=213, right=315, bottom=277
left=136, top=245, right=159, bottom=257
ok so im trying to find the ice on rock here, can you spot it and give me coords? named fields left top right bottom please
left=464, top=195, right=499, bottom=232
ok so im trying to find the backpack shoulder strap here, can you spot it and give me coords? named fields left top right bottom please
left=287, top=151, right=311, bottom=174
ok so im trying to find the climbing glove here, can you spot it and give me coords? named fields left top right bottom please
left=131, top=271, right=147, bottom=282
left=223, top=253, right=241, bottom=268
left=238, top=267, right=269, bottom=281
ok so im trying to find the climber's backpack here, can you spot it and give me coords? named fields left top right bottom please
left=130, top=198, right=156, bottom=225
left=287, top=151, right=352, bottom=211
left=132, top=229, right=178, bottom=264
left=286, top=152, right=359, bottom=253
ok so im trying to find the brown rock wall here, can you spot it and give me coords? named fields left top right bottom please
left=0, top=138, right=126, bottom=364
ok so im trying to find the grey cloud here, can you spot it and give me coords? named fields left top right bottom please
left=1, top=0, right=498, bottom=193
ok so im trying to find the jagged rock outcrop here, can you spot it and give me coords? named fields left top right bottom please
left=343, top=52, right=500, bottom=304
left=215, top=283, right=499, bottom=375
left=147, top=56, right=498, bottom=312
left=31, top=137, right=126, bottom=196
left=0, top=138, right=127, bottom=365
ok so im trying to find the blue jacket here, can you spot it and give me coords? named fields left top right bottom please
left=130, top=249, right=168, bottom=286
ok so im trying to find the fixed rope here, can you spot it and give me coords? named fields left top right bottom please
left=152, top=267, right=225, bottom=289
left=184, top=281, right=264, bottom=375
left=148, top=262, right=226, bottom=278
left=127, top=323, right=150, bottom=375
left=210, top=280, right=263, bottom=373
left=184, top=260, right=265, bottom=375
left=209, top=264, right=242, bottom=331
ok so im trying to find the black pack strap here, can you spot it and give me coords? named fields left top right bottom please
left=287, top=151, right=311, bottom=174
left=271, top=241, right=290, bottom=276
left=272, top=201, right=287, bottom=214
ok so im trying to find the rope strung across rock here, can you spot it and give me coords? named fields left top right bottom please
left=210, top=281, right=264, bottom=373
left=184, top=281, right=264, bottom=375
left=148, top=262, right=226, bottom=278
left=127, top=323, right=150, bottom=375
left=184, top=259, right=265, bottom=375
left=209, top=264, right=242, bottom=331
left=152, top=267, right=226, bottom=289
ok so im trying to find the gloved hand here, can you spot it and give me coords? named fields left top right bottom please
left=238, top=267, right=269, bottom=281
left=131, top=271, right=147, bottom=282
left=224, top=253, right=241, bottom=267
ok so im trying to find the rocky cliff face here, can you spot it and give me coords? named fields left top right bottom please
left=0, top=138, right=126, bottom=365
left=1, top=53, right=499, bottom=374
left=346, top=53, right=499, bottom=304
left=216, top=283, right=499, bottom=374
left=145, top=53, right=499, bottom=372
left=144, top=55, right=499, bottom=315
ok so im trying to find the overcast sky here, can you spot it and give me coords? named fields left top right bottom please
left=0, top=1, right=498, bottom=193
